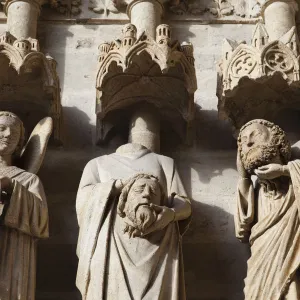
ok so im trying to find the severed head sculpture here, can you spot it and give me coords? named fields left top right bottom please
left=0, top=111, right=53, bottom=174
left=238, top=119, right=291, bottom=174
left=117, top=173, right=165, bottom=238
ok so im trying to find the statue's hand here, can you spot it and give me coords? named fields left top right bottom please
left=114, top=179, right=124, bottom=192
left=141, top=204, right=175, bottom=236
left=123, top=223, right=142, bottom=238
left=237, top=151, right=248, bottom=178
left=0, top=176, right=12, bottom=194
left=114, top=178, right=131, bottom=193
left=254, top=164, right=289, bottom=180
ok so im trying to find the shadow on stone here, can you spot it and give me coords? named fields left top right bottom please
left=183, top=201, right=249, bottom=300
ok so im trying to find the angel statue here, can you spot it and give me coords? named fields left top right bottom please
left=235, top=119, right=300, bottom=299
left=76, top=142, right=191, bottom=300
left=0, top=111, right=52, bottom=300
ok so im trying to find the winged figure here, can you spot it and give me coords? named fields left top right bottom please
left=0, top=111, right=52, bottom=300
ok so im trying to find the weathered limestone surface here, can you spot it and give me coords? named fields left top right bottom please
left=0, top=112, right=52, bottom=300
left=27, top=22, right=259, bottom=300
left=1, top=2, right=299, bottom=297
left=236, top=119, right=300, bottom=299
left=218, top=0, right=300, bottom=132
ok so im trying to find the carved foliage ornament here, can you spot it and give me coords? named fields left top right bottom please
left=0, top=0, right=81, bottom=16
left=97, top=24, right=196, bottom=95
left=0, top=32, right=61, bottom=140
left=95, top=24, right=196, bottom=144
left=222, top=23, right=300, bottom=92
left=88, top=0, right=235, bottom=17
left=217, top=21, right=300, bottom=131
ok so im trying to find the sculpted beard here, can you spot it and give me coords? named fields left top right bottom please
left=241, top=143, right=279, bottom=173
left=124, top=199, right=157, bottom=232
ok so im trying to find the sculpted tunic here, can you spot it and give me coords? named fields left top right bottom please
left=76, top=144, right=190, bottom=300
left=235, top=160, right=300, bottom=300
left=0, top=166, right=49, bottom=300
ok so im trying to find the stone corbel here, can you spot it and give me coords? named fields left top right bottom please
left=95, top=23, right=197, bottom=145
left=0, top=0, right=62, bottom=141
left=217, top=0, right=300, bottom=132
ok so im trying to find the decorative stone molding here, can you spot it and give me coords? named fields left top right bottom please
left=88, top=0, right=235, bottom=17
left=1, top=0, right=82, bottom=16
left=217, top=0, right=300, bottom=131
left=168, top=0, right=297, bottom=19
left=0, top=31, right=61, bottom=140
left=88, top=0, right=125, bottom=14
left=49, top=0, right=82, bottom=16
left=96, top=23, right=196, bottom=144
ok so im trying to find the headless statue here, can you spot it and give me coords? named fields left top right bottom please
left=76, top=107, right=191, bottom=300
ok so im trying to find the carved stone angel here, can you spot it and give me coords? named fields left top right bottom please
left=0, top=111, right=52, bottom=300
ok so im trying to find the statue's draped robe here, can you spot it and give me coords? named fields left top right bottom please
left=0, top=166, right=49, bottom=300
left=76, top=145, right=190, bottom=300
left=235, top=160, right=300, bottom=300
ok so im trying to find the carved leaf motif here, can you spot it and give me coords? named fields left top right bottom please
left=49, top=0, right=82, bottom=15
left=209, top=0, right=234, bottom=17
left=234, top=0, right=246, bottom=17
left=89, top=0, right=125, bottom=14
left=250, top=0, right=261, bottom=18
left=89, top=0, right=105, bottom=13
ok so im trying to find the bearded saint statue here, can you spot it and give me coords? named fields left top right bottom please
left=0, top=111, right=52, bottom=300
left=76, top=142, right=191, bottom=300
left=235, top=119, right=300, bottom=300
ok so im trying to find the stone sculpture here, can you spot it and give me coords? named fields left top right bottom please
left=0, top=0, right=62, bottom=141
left=235, top=119, right=300, bottom=299
left=217, top=0, right=300, bottom=132
left=76, top=142, right=192, bottom=300
left=96, top=23, right=196, bottom=145
left=0, top=111, right=52, bottom=300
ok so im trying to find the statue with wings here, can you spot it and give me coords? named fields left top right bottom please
left=0, top=111, right=52, bottom=300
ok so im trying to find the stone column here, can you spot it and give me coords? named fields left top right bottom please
left=129, top=104, right=160, bottom=153
left=262, top=0, right=298, bottom=41
left=127, top=0, right=163, bottom=38
left=5, top=0, right=40, bottom=39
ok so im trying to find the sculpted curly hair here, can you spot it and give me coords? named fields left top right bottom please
left=0, top=111, right=25, bottom=158
left=238, top=119, right=291, bottom=164
left=117, top=173, right=166, bottom=218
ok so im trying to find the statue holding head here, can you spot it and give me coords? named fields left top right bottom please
left=0, top=111, right=52, bottom=300
left=235, top=119, right=300, bottom=299
left=117, top=174, right=163, bottom=237
left=76, top=142, right=191, bottom=300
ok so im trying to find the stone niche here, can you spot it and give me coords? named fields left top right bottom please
left=95, top=23, right=197, bottom=145
left=0, top=32, right=61, bottom=141
left=217, top=0, right=300, bottom=133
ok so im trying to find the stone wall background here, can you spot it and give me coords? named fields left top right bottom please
left=2, top=9, right=300, bottom=299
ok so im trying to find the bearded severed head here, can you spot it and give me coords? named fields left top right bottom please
left=117, top=174, right=165, bottom=234
left=238, top=119, right=291, bottom=173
